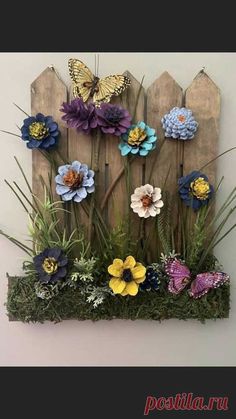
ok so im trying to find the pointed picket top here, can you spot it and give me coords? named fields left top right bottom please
left=147, top=71, right=182, bottom=107
left=146, top=70, right=183, bottom=184
left=31, top=66, right=67, bottom=99
left=31, top=66, right=68, bottom=204
left=184, top=70, right=221, bottom=184
left=185, top=69, right=220, bottom=119
left=121, top=70, right=145, bottom=121
left=146, top=71, right=184, bottom=256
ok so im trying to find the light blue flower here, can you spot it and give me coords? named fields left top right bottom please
left=55, top=160, right=95, bottom=203
left=118, top=121, right=157, bottom=157
left=161, top=107, right=198, bottom=140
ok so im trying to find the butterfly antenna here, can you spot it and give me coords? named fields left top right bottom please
left=94, top=54, right=97, bottom=77
left=97, top=54, right=100, bottom=77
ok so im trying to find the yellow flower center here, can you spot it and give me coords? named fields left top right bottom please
left=42, top=257, right=58, bottom=274
left=190, top=177, right=210, bottom=200
left=141, top=195, right=152, bottom=208
left=29, top=122, right=49, bottom=140
left=127, top=127, right=147, bottom=146
left=63, top=170, right=83, bottom=190
left=178, top=114, right=186, bottom=123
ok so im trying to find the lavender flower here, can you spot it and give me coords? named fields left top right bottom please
left=55, top=160, right=95, bottom=203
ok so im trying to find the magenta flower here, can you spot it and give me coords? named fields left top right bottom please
left=60, top=98, right=98, bottom=134
left=96, top=103, right=132, bottom=136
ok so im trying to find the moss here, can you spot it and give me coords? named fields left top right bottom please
left=6, top=275, right=230, bottom=323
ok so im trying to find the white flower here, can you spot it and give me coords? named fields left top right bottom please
left=130, top=184, right=164, bottom=218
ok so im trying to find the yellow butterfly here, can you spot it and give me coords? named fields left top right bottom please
left=68, top=58, right=131, bottom=106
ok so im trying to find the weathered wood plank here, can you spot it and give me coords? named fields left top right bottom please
left=67, top=88, right=92, bottom=236
left=146, top=72, right=183, bottom=257
left=31, top=66, right=68, bottom=204
left=146, top=71, right=183, bottom=191
left=104, top=71, right=145, bottom=232
left=184, top=70, right=220, bottom=184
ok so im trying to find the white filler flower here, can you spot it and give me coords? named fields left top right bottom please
left=130, top=184, right=164, bottom=218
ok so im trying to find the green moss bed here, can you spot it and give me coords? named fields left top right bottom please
left=6, top=276, right=230, bottom=323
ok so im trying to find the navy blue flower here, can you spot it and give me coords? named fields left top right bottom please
left=55, top=160, right=95, bottom=202
left=178, top=170, right=214, bottom=211
left=33, top=247, right=68, bottom=284
left=140, top=266, right=160, bottom=291
left=21, top=113, right=60, bottom=149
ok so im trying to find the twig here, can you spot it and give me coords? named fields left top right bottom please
left=100, top=157, right=135, bottom=211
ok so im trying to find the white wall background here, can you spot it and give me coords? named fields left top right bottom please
left=0, top=53, right=236, bottom=366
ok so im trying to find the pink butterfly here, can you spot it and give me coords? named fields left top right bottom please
left=165, top=258, right=229, bottom=299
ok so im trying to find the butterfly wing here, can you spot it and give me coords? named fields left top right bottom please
left=165, top=258, right=191, bottom=294
left=68, top=58, right=94, bottom=102
left=93, top=75, right=131, bottom=106
left=189, top=272, right=230, bottom=299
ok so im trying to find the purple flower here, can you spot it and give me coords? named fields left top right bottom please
left=33, top=247, right=68, bottom=284
left=96, top=103, right=132, bottom=136
left=60, top=98, right=98, bottom=134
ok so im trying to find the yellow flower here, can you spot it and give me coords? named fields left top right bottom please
left=108, top=256, right=146, bottom=296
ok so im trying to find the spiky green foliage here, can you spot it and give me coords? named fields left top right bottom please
left=156, top=191, right=173, bottom=256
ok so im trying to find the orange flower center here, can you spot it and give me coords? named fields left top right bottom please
left=63, top=170, right=83, bottom=190
left=178, top=114, right=186, bottom=123
left=141, top=195, right=152, bottom=208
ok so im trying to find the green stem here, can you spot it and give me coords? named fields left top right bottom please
left=88, top=131, right=101, bottom=249
left=4, top=180, right=34, bottom=222
left=0, top=230, right=33, bottom=256
left=13, top=103, right=30, bottom=117
left=147, top=139, right=167, bottom=184
left=212, top=223, right=236, bottom=249
left=0, top=130, right=21, bottom=138
left=72, top=200, right=80, bottom=238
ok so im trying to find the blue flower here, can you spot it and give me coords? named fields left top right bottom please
left=33, top=247, right=68, bottom=284
left=55, top=160, right=95, bottom=203
left=161, top=107, right=198, bottom=140
left=140, top=265, right=160, bottom=291
left=21, top=113, right=60, bottom=149
left=118, top=121, right=157, bottom=157
left=178, top=170, right=214, bottom=211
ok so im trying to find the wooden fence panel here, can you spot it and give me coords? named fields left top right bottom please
left=30, top=66, right=220, bottom=257
left=184, top=70, right=220, bottom=184
left=104, top=71, right=145, bottom=230
left=146, top=72, right=183, bottom=257
left=31, top=66, right=68, bottom=204
left=67, top=88, right=93, bottom=234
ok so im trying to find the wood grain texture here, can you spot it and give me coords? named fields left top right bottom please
left=184, top=70, right=221, bottom=184
left=31, top=66, right=68, bottom=204
left=67, top=88, right=92, bottom=234
left=146, top=71, right=183, bottom=190
left=104, top=71, right=145, bottom=229
left=146, top=72, right=183, bottom=256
